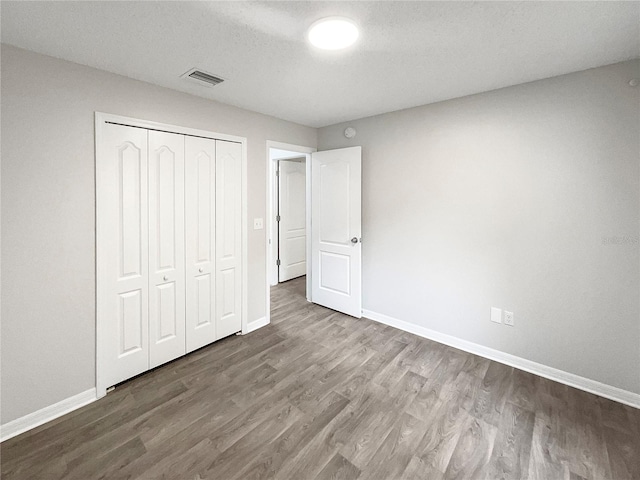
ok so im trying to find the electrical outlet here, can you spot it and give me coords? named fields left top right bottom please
left=253, top=218, right=264, bottom=230
left=491, top=307, right=502, bottom=324
left=504, top=311, right=514, bottom=326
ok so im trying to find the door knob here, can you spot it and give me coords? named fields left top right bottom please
left=351, top=237, right=359, bottom=244
left=198, top=268, right=204, bottom=273
left=163, top=275, right=169, bottom=281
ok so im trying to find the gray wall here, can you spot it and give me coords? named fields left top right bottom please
left=0, top=45, right=316, bottom=424
left=318, top=60, right=640, bottom=394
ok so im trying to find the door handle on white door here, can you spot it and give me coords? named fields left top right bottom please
left=163, top=275, right=169, bottom=281
left=351, top=237, right=359, bottom=244
left=198, top=268, right=204, bottom=273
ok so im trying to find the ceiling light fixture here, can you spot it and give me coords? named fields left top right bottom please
left=308, top=17, right=359, bottom=50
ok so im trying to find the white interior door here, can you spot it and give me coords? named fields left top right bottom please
left=185, top=136, right=216, bottom=352
left=311, top=146, right=362, bottom=318
left=278, top=159, right=306, bottom=282
left=216, top=140, right=242, bottom=338
left=97, top=123, right=150, bottom=389
left=148, top=131, right=186, bottom=368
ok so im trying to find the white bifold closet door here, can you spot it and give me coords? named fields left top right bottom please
left=98, top=122, right=243, bottom=391
left=99, top=123, right=150, bottom=388
left=185, top=136, right=216, bottom=352
left=148, top=131, right=186, bottom=368
left=184, top=138, right=242, bottom=349
left=215, top=140, right=242, bottom=339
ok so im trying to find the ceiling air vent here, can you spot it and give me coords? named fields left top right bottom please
left=181, top=68, right=224, bottom=87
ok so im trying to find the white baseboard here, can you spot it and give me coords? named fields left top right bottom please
left=245, top=316, right=269, bottom=334
left=2, top=315, right=269, bottom=441
left=363, top=309, right=640, bottom=409
left=1, top=388, right=97, bottom=442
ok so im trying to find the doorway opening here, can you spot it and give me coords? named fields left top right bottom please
left=275, top=156, right=306, bottom=283
left=266, top=141, right=315, bottom=324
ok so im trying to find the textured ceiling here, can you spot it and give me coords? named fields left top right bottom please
left=2, top=1, right=639, bottom=127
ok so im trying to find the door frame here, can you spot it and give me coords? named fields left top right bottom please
left=95, top=112, right=248, bottom=398
left=265, top=141, right=316, bottom=324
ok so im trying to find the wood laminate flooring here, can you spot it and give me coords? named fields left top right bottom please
left=2, top=276, right=639, bottom=479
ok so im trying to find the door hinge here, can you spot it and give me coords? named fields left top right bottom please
left=276, top=170, right=280, bottom=176
left=276, top=215, right=281, bottom=222
left=276, top=259, right=281, bottom=266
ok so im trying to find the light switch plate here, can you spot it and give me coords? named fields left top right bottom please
left=253, top=218, right=264, bottom=230
left=491, top=307, right=502, bottom=324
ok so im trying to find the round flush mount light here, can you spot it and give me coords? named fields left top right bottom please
left=344, top=127, right=357, bottom=138
left=308, top=17, right=359, bottom=50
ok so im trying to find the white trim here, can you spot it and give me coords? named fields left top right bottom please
left=265, top=141, right=316, bottom=328
left=0, top=389, right=97, bottom=442
left=95, top=113, right=105, bottom=398
left=363, top=309, right=640, bottom=409
left=95, top=112, right=248, bottom=396
left=240, top=137, right=248, bottom=335
left=245, top=316, right=269, bottom=334
left=267, top=141, right=316, bottom=154
left=95, top=112, right=245, bottom=144
left=304, top=154, right=312, bottom=304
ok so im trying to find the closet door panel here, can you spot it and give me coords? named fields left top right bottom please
left=148, top=131, right=186, bottom=368
left=185, top=136, right=216, bottom=352
left=98, top=123, right=149, bottom=390
left=216, top=140, right=242, bottom=339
